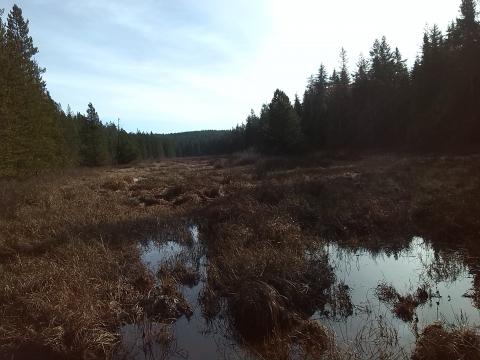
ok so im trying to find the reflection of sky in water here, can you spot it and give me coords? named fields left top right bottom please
left=117, top=225, right=252, bottom=360
left=119, top=233, right=480, bottom=359
left=140, top=240, right=184, bottom=274
left=314, top=237, right=480, bottom=354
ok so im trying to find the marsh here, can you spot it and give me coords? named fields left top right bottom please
left=1, top=154, right=480, bottom=359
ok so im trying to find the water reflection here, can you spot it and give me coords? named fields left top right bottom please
left=314, top=237, right=480, bottom=354
left=118, top=231, right=480, bottom=359
left=116, top=225, right=251, bottom=360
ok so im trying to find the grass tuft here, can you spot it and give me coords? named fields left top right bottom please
left=412, top=323, right=480, bottom=360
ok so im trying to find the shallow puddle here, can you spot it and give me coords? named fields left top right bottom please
left=315, top=237, right=480, bottom=354
left=117, top=231, right=480, bottom=359
left=115, top=225, right=251, bottom=360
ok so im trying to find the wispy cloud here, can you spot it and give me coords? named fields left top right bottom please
left=4, top=0, right=460, bottom=132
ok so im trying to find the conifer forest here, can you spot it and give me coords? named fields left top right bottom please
left=1, top=2, right=480, bottom=360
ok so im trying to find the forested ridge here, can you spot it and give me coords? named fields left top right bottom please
left=1, top=1, right=480, bottom=176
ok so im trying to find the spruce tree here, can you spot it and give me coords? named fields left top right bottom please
left=1, top=5, right=63, bottom=175
left=302, top=65, right=328, bottom=148
left=0, top=9, right=7, bottom=142
left=265, top=90, right=302, bottom=153
left=350, top=55, right=370, bottom=147
left=339, top=47, right=350, bottom=86
left=327, top=49, right=352, bottom=148
left=245, top=109, right=260, bottom=148
left=80, top=103, right=107, bottom=166
left=293, top=94, right=303, bottom=119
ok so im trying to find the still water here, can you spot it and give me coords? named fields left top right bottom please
left=116, top=231, right=480, bottom=359
left=115, top=225, right=251, bottom=360
left=315, top=237, right=480, bottom=354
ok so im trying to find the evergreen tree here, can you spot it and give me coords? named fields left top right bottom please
left=302, top=65, right=328, bottom=148
left=245, top=109, right=260, bottom=148
left=350, top=54, right=370, bottom=147
left=410, top=25, right=448, bottom=148
left=454, top=0, right=480, bottom=147
left=326, top=48, right=352, bottom=148
left=0, top=9, right=8, bottom=159
left=117, top=130, right=139, bottom=164
left=59, top=105, right=81, bottom=164
left=264, top=90, right=302, bottom=153
left=4, top=2, right=480, bottom=171
left=293, top=94, right=303, bottom=119
left=339, top=47, right=350, bottom=86
left=80, top=103, right=107, bottom=166
left=366, top=37, right=407, bottom=147
left=0, top=5, right=64, bottom=175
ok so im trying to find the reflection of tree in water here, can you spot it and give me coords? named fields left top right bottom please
left=196, top=241, right=339, bottom=359
left=472, top=274, right=480, bottom=309
left=418, top=247, right=467, bottom=284
left=326, top=282, right=354, bottom=319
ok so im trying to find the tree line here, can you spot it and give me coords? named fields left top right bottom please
left=1, top=1, right=480, bottom=176
left=239, top=0, right=480, bottom=154
left=0, top=5, right=236, bottom=176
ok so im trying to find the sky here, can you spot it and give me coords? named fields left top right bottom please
left=2, top=0, right=462, bottom=133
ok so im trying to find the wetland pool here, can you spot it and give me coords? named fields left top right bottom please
left=115, top=228, right=480, bottom=359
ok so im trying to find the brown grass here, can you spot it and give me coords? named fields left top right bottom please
left=2, top=154, right=480, bottom=359
left=141, top=274, right=192, bottom=322
left=0, top=159, right=216, bottom=358
left=246, top=319, right=335, bottom=360
left=193, top=181, right=336, bottom=357
left=376, top=282, right=431, bottom=322
left=0, top=241, right=145, bottom=359
left=412, top=323, right=480, bottom=360
left=158, top=259, right=200, bottom=288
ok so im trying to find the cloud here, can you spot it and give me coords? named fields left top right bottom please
left=3, top=0, right=462, bottom=133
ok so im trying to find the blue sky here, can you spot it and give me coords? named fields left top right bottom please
left=3, top=0, right=461, bottom=133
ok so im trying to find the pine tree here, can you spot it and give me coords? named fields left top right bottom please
left=117, top=130, right=139, bottom=164
left=339, top=47, right=350, bottom=86
left=0, top=5, right=64, bottom=175
left=0, top=9, right=8, bottom=137
left=245, top=109, right=260, bottom=148
left=458, top=0, right=478, bottom=36
left=302, top=65, right=328, bottom=148
left=369, top=37, right=396, bottom=85
left=350, top=54, right=371, bottom=147
left=326, top=48, right=352, bottom=148
left=59, top=105, right=80, bottom=164
left=264, top=90, right=302, bottom=153
left=293, top=94, right=303, bottom=119
left=366, top=37, right=408, bottom=147
left=80, top=103, right=107, bottom=166
left=456, top=0, right=480, bottom=147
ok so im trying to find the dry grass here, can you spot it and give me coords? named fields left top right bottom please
left=1, top=154, right=480, bottom=359
left=0, top=159, right=217, bottom=358
left=376, top=282, right=430, bottom=322
left=141, top=275, right=193, bottom=322
left=193, top=180, right=336, bottom=357
left=334, top=315, right=408, bottom=360
left=412, top=323, right=480, bottom=360
left=245, top=319, right=336, bottom=360
left=328, top=282, right=354, bottom=318
left=195, top=153, right=480, bottom=358
left=0, top=240, right=147, bottom=359
left=158, top=260, right=200, bottom=287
